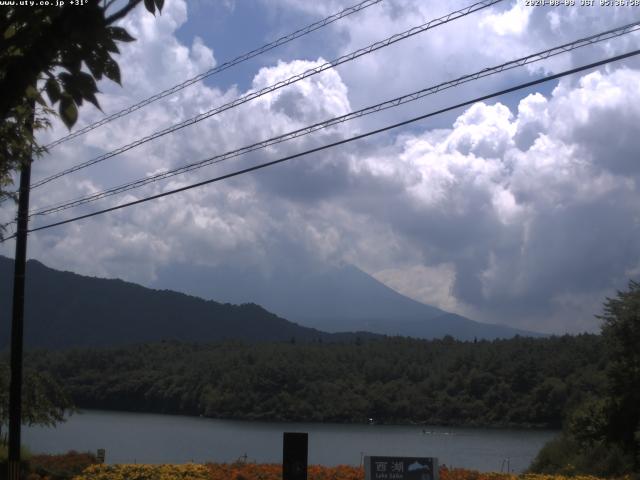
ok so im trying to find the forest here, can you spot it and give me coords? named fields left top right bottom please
left=3, top=281, right=639, bottom=477
left=23, top=334, right=605, bottom=428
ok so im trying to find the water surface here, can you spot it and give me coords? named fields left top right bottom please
left=24, top=410, right=556, bottom=472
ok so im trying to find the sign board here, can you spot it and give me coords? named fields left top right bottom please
left=96, top=449, right=106, bottom=464
left=364, top=456, right=438, bottom=480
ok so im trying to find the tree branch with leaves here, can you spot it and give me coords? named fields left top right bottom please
left=0, top=363, right=74, bottom=445
left=0, top=0, right=164, bottom=212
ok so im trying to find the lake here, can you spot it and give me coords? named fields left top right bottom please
left=24, top=410, right=557, bottom=473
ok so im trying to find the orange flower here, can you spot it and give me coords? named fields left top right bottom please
left=69, top=461, right=619, bottom=480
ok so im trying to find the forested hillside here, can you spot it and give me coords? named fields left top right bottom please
left=0, top=257, right=376, bottom=348
left=0, top=256, right=538, bottom=347
left=27, top=334, right=605, bottom=428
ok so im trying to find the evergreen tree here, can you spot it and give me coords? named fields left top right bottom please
left=599, top=281, right=640, bottom=465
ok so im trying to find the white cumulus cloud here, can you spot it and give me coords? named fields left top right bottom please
left=3, top=0, right=640, bottom=336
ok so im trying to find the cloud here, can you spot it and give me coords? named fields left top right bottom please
left=373, top=263, right=461, bottom=314
left=3, top=0, right=640, bottom=336
left=347, top=69, right=640, bottom=333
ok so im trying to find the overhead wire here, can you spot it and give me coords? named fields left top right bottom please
left=2, top=48, right=636, bottom=241
left=42, top=0, right=385, bottom=150
left=28, top=20, right=640, bottom=218
left=28, top=0, right=503, bottom=191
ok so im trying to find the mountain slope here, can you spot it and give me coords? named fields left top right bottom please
left=152, top=262, right=445, bottom=321
left=151, top=262, right=542, bottom=340
left=0, top=256, right=368, bottom=349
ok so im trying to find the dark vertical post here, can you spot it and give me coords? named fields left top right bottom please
left=283, top=432, right=308, bottom=480
left=8, top=138, right=33, bottom=480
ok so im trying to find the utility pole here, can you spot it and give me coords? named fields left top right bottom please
left=7, top=110, right=33, bottom=480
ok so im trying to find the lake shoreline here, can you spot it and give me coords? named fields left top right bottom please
left=65, top=407, right=558, bottom=432
left=25, top=409, right=558, bottom=472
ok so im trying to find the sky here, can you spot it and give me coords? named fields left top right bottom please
left=2, top=0, right=640, bottom=334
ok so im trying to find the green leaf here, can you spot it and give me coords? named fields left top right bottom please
left=103, top=37, right=120, bottom=54
left=25, top=84, right=38, bottom=99
left=60, top=47, right=83, bottom=73
left=57, top=70, right=99, bottom=109
left=107, top=26, right=135, bottom=43
left=154, top=0, right=164, bottom=11
left=103, top=57, right=121, bottom=85
left=73, top=71, right=101, bottom=110
left=3, top=24, right=16, bottom=40
left=144, top=0, right=156, bottom=14
left=59, top=95, right=78, bottom=129
left=85, top=52, right=104, bottom=81
left=25, top=85, right=46, bottom=107
left=58, top=72, right=83, bottom=105
left=45, top=77, right=61, bottom=104
left=84, top=91, right=100, bottom=110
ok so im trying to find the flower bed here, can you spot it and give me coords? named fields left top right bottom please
left=72, top=463, right=210, bottom=480
left=68, top=463, right=622, bottom=480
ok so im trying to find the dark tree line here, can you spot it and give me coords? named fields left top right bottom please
left=24, top=334, right=606, bottom=429
left=530, top=282, right=640, bottom=477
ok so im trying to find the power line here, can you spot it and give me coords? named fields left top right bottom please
left=42, top=0, right=384, bottom=151
left=5, top=48, right=636, bottom=240
left=28, top=20, right=640, bottom=218
left=29, top=0, right=502, bottom=191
